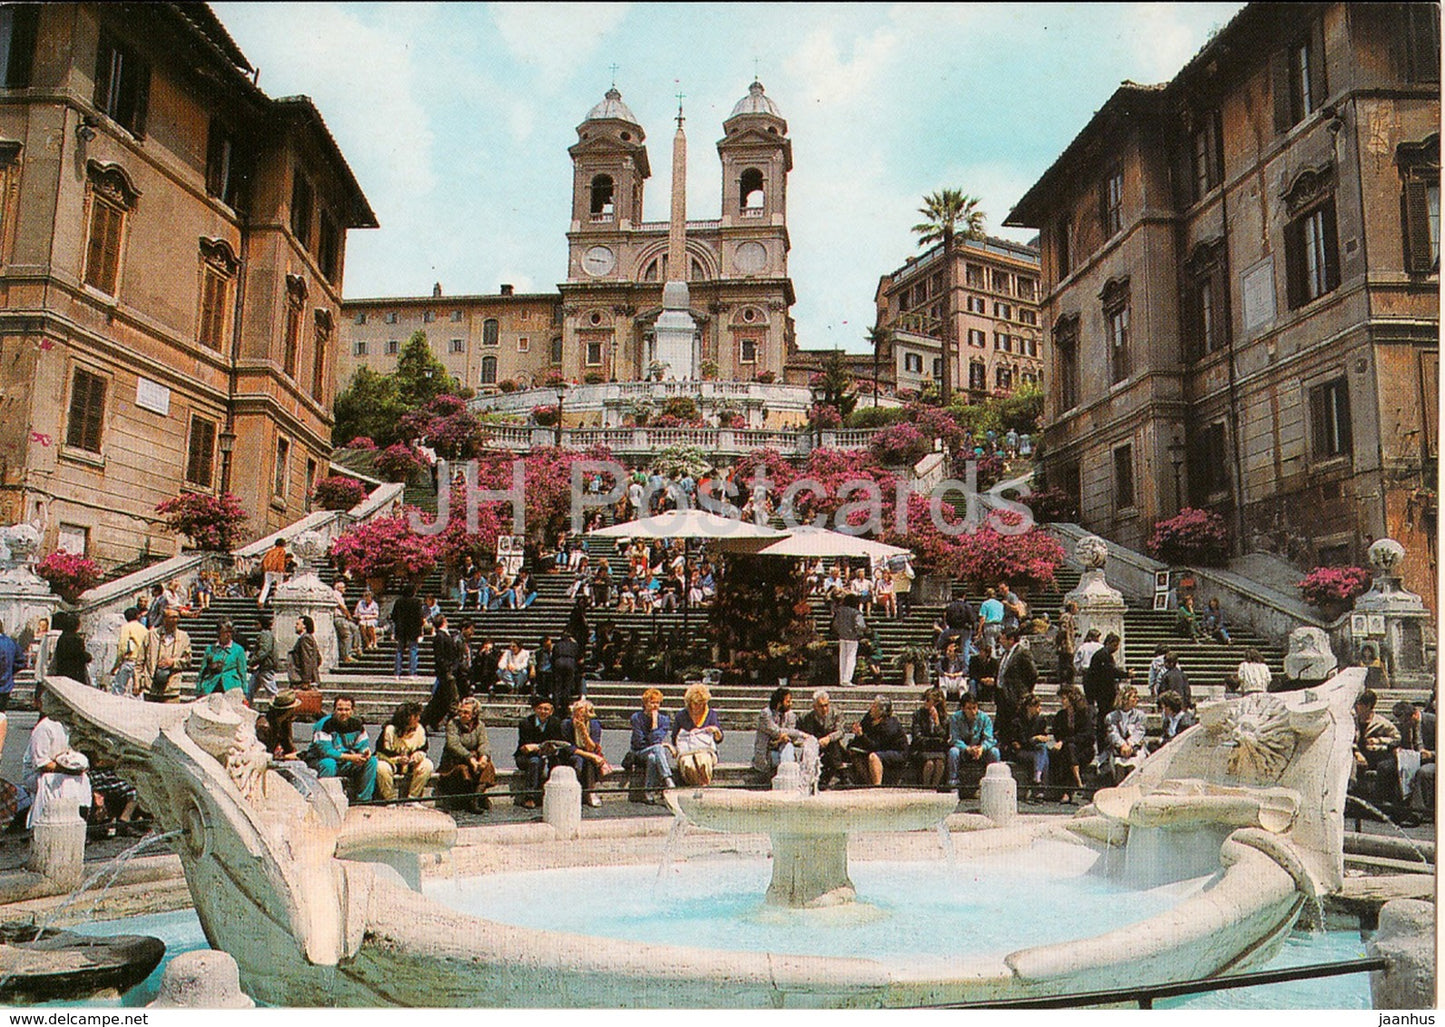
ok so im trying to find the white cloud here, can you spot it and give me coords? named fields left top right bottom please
left=784, top=25, right=901, bottom=108
left=489, top=3, right=630, bottom=90
left=1126, top=4, right=1232, bottom=83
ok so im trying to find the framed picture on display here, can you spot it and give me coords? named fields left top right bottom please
left=1153, top=592, right=1171, bottom=611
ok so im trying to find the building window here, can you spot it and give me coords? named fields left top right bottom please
left=994, top=302, right=1012, bottom=320
left=585, top=339, right=603, bottom=366
left=1056, top=219, right=1071, bottom=278
left=517, top=336, right=529, bottom=353
left=205, top=120, right=247, bottom=209
left=1399, top=134, right=1441, bottom=273
left=290, top=171, right=313, bottom=251
left=1184, top=241, right=1230, bottom=360
left=66, top=367, right=106, bottom=454
left=480, top=355, right=497, bottom=384
left=1101, top=278, right=1130, bottom=385
left=966, top=295, right=986, bottom=314
left=1274, top=22, right=1326, bottom=132
left=94, top=30, right=149, bottom=136
left=995, top=365, right=1012, bottom=390
left=354, top=311, right=367, bottom=325
left=965, top=265, right=983, bottom=288
left=904, top=353, right=923, bottom=373
left=995, top=332, right=1012, bottom=352
left=449, top=338, right=465, bottom=354
left=283, top=303, right=301, bottom=378
left=385, top=339, right=399, bottom=355
left=1404, top=3, right=1441, bottom=82
left=1016, top=277, right=1036, bottom=300
left=1055, top=315, right=1079, bottom=411
left=311, top=310, right=331, bottom=399
left=1018, top=309, right=1038, bottom=326
left=967, top=329, right=985, bottom=348
left=185, top=415, right=216, bottom=488
left=384, top=311, right=397, bottom=324
left=1284, top=200, right=1340, bottom=308
left=83, top=164, right=138, bottom=296
left=353, top=340, right=368, bottom=356
left=423, top=310, right=435, bottom=323
left=969, top=361, right=986, bottom=392
left=1190, top=422, right=1230, bottom=501
left=1309, top=377, right=1352, bottom=460
left=991, top=270, right=1010, bottom=294
left=0, top=5, right=38, bottom=88
left=550, top=337, right=563, bottom=364
left=273, top=437, right=289, bottom=498
left=317, top=211, right=340, bottom=283
left=482, top=318, right=499, bottom=346
left=1113, top=444, right=1135, bottom=509
left=590, top=174, right=614, bottom=217
left=1102, top=168, right=1123, bottom=236
left=932, top=357, right=943, bottom=378
left=450, top=309, right=463, bottom=322
left=1191, top=111, right=1224, bottom=202
left=740, top=338, right=758, bottom=364
left=197, top=240, right=237, bottom=352
left=739, top=167, right=765, bottom=212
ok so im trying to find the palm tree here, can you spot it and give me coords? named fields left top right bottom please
left=866, top=324, right=892, bottom=405
left=913, top=189, right=986, bottom=406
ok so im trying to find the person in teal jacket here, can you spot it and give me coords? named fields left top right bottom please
left=195, top=618, right=248, bottom=696
left=945, top=693, right=999, bottom=786
left=307, top=694, right=377, bottom=800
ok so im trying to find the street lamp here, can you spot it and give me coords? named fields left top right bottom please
left=218, top=429, right=237, bottom=494
left=554, top=384, right=566, bottom=448
left=1166, top=434, right=1185, bottom=511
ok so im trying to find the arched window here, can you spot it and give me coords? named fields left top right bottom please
left=643, top=257, right=661, bottom=282
left=482, top=318, right=499, bottom=347
left=590, top=175, right=614, bottom=217
left=480, top=355, right=497, bottom=385
left=739, top=167, right=765, bottom=212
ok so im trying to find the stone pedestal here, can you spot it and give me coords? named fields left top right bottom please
left=27, top=795, right=86, bottom=889
left=149, top=950, right=254, bottom=1008
left=1368, top=898, right=1435, bottom=1009
left=767, top=832, right=854, bottom=907
left=0, top=523, right=61, bottom=649
left=271, top=530, right=339, bottom=673
left=654, top=281, right=697, bottom=380
left=1064, top=536, right=1127, bottom=663
left=1352, top=539, right=1434, bottom=688
left=979, top=762, right=1017, bottom=826
left=543, top=765, right=582, bottom=840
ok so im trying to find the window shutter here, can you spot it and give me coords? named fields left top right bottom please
left=1210, top=264, right=1231, bottom=351
left=206, top=127, right=225, bottom=198
left=1404, top=179, right=1433, bottom=272
left=1309, top=20, right=1328, bottom=111
left=99, top=203, right=122, bottom=293
left=1309, top=382, right=1327, bottom=457
left=93, top=36, right=113, bottom=111
left=6, top=5, right=37, bottom=88
left=1333, top=381, right=1352, bottom=456
left=1210, top=111, right=1225, bottom=187
left=1271, top=51, right=1293, bottom=133
left=130, top=56, right=150, bottom=138
left=1321, top=201, right=1341, bottom=292
left=1284, top=217, right=1304, bottom=309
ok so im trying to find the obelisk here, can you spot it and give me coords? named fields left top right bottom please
left=653, top=97, right=697, bottom=379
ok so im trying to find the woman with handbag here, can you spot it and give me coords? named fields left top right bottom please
left=671, top=684, right=723, bottom=786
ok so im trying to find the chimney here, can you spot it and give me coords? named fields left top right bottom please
left=432, top=282, right=443, bottom=297
left=500, top=284, right=514, bottom=296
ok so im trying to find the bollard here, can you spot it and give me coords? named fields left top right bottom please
left=149, top=950, right=254, bottom=1008
left=543, top=765, right=582, bottom=839
left=1369, top=898, right=1435, bottom=1009
left=979, top=762, right=1017, bottom=826
left=27, top=758, right=90, bottom=890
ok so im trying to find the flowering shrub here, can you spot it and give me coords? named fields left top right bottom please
left=733, top=448, right=797, bottom=493
left=542, top=370, right=567, bottom=388
left=807, top=403, right=843, bottom=429
left=905, top=403, right=964, bottom=452
left=661, top=396, right=700, bottom=421
left=1011, top=485, right=1075, bottom=523
left=1147, top=507, right=1230, bottom=566
left=156, top=492, right=248, bottom=551
left=37, top=551, right=102, bottom=602
left=395, top=396, right=485, bottom=459
left=870, top=423, right=932, bottom=466
left=1297, top=566, right=1372, bottom=609
left=797, top=449, right=898, bottom=527
left=311, top=475, right=368, bottom=511
left=345, top=436, right=377, bottom=450
left=329, top=513, right=440, bottom=585
left=497, top=379, right=519, bottom=393
left=375, top=444, right=423, bottom=482
left=650, top=413, right=707, bottom=429
left=952, top=450, right=1006, bottom=491
left=583, top=370, right=606, bottom=384
left=532, top=404, right=560, bottom=426
left=716, top=408, right=742, bottom=428
left=954, top=511, right=1065, bottom=590
left=755, top=370, right=777, bottom=383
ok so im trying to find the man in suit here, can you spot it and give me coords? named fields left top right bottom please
left=422, top=615, right=460, bottom=732
left=514, top=696, right=566, bottom=809
left=994, top=626, right=1038, bottom=752
left=392, top=585, right=424, bottom=679
left=1084, top=633, right=1132, bottom=750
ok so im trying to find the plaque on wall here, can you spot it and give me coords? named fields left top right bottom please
left=735, top=241, right=766, bottom=274
left=135, top=377, right=171, bottom=416
left=1240, top=258, right=1275, bottom=333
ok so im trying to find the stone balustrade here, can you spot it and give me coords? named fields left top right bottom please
left=478, top=424, right=880, bottom=458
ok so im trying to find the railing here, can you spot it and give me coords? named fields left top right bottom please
left=937, top=956, right=1387, bottom=1009
left=478, top=425, right=882, bottom=457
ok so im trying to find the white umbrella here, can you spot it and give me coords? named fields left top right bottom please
left=588, top=508, right=785, bottom=541
left=752, top=525, right=912, bottom=561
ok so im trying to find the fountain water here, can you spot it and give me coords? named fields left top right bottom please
left=27, top=830, right=183, bottom=942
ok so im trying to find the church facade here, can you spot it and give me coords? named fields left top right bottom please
left=338, top=82, right=797, bottom=393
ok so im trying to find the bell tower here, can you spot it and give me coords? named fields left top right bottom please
left=568, top=87, right=650, bottom=231
left=717, top=80, right=791, bottom=229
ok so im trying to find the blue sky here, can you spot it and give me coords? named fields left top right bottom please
left=213, top=2, right=1242, bottom=353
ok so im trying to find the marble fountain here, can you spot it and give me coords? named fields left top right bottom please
left=36, top=670, right=1364, bottom=1007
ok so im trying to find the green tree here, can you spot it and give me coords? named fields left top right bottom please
left=913, top=189, right=986, bottom=406
left=394, top=331, right=464, bottom=409
left=332, top=366, right=407, bottom=447
left=814, top=348, right=858, bottom=419
left=865, top=324, right=891, bottom=405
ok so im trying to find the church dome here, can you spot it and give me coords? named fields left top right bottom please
left=584, top=86, right=640, bottom=126
left=729, top=80, right=782, bottom=119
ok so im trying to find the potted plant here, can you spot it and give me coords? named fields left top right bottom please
left=1147, top=507, right=1231, bottom=567
left=892, top=644, right=935, bottom=688
left=36, top=551, right=102, bottom=604
left=583, top=370, right=606, bottom=385
left=1297, top=566, right=1372, bottom=620
left=328, top=513, right=440, bottom=595
left=156, top=492, right=248, bottom=552
left=699, top=359, right=720, bottom=381
left=310, top=475, right=368, bottom=511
